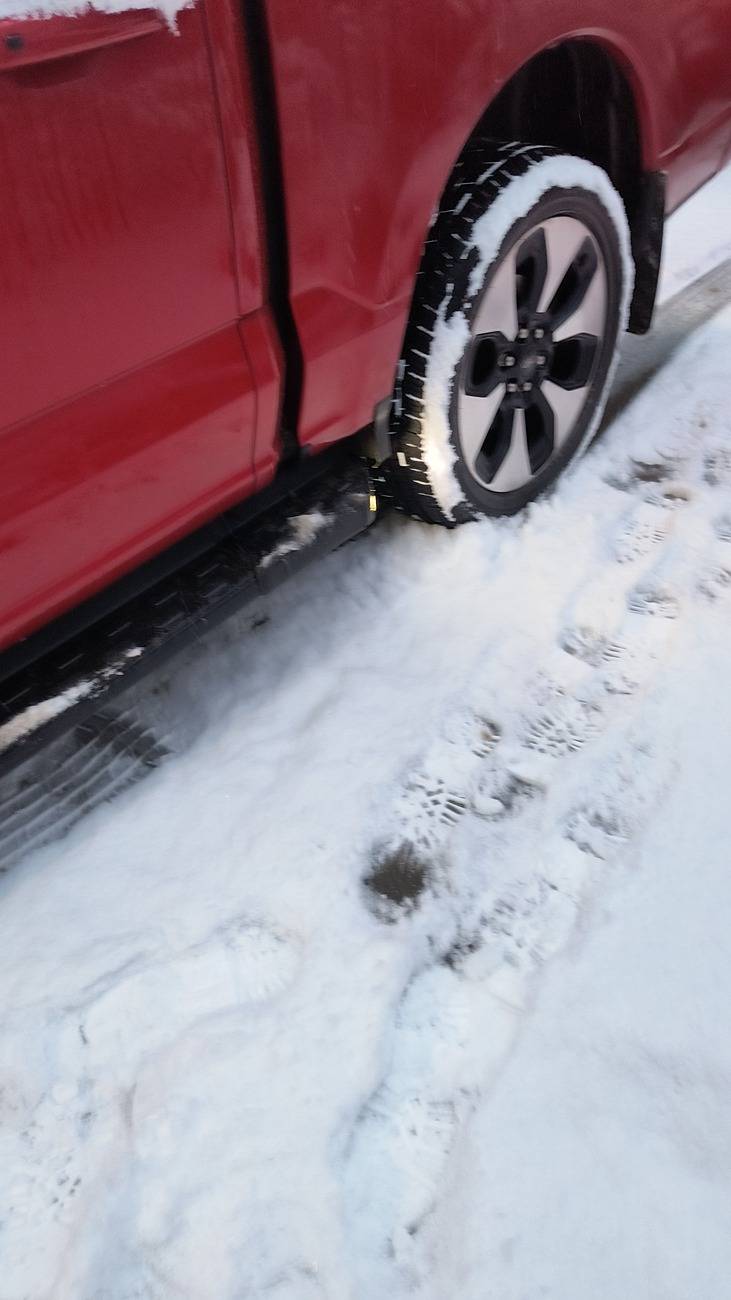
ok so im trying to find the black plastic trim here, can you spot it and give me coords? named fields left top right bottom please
left=0, top=447, right=349, bottom=687
left=628, top=170, right=666, bottom=335
left=0, top=457, right=375, bottom=778
left=240, top=0, right=302, bottom=454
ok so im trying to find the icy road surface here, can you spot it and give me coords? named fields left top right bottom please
left=1, top=168, right=731, bottom=1300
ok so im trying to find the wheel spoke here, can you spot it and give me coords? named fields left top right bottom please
left=514, top=227, right=548, bottom=315
left=464, top=331, right=509, bottom=398
left=537, top=217, right=591, bottom=316
left=554, top=260, right=607, bottom=342
left=540, top=379, right=589, bottom=447
left=550, top=334, right=599, bottom=390
left=473, top=246, right=519, bottom=341
left=490, top=407, right=533, bottom=491
left=459, top=384, right=506, bottom=475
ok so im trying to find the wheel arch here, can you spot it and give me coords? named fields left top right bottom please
left=446, top=37, right=664, bottom=333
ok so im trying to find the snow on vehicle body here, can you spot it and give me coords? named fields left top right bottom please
left=0, top=0, right=729, bottom=766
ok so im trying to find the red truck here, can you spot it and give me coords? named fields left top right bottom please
left=0, top=0, right=729, bottom=770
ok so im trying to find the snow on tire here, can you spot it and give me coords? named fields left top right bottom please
left=387, top=142, right=634, bottom=524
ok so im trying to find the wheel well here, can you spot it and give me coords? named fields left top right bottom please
left=479, top=41, right=642, bottom=224
left=472, top=40, right=663, bottom=332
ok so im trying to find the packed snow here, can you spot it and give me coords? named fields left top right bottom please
left=1, top=165, right=731, bottom=1300
left=259, top=509, right=335, bottom=570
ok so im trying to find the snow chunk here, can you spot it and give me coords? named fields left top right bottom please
left=0, top=0, right=193, bottom=31
left=259, top=509, right=333, bottom=570
left=0, top=647, right=142, bottom=754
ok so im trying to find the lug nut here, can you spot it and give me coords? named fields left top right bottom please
left=501, top=353, right=516, bottom=368
left=521, top=382, right=532, bottom=393
left=534, top=326, right=545, bottom=340
left=536, top=353, right=547, bottom=365
left=517, top=327, right=530, bottom=340
left=506, top=381, right=518, bottom=393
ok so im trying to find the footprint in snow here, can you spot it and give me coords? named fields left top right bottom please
left=627, top=584, right=680, bottom=619
left=713, top=514, right=731, bottom=543
left=563, top=734, right=670, bottom=865
left=703, top=446, right=731, bottom=487
left=561, top=624, right=638, bottom=693
left=365, top=712, right=503, bottom=912
left=696, top=560, right=731, bottom=602
left=560, top=624, right=625, bottom=668
left=605, top=456, right=679, bottom=491
left=565, top=804, right=630, bottom=861
left=78, top=918, right=301, bottom=1064
left=477, top=875, right=579, bottom=979
left=443, top=870, right=579, bottom=1002
left=614, top=504, right=670, bottom=564
left=348, top=1088, right=461, bottom=1258
left=471, top=767, right=543, bottom=822
left=397, top=773, right=469, bottom=835
left=563, top=610, right=681, bottom=694
left=522, top=696, right=603, bottom=757
left=388, top=740, right=487, bottom=853
left=441, top=710, right=502, bottom=760
left=643, top=482, right=694, bottom=511
left=344, top=961, right=500, bottom=1281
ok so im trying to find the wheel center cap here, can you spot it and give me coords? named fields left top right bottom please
left=517, top=351, right=539, bottom=383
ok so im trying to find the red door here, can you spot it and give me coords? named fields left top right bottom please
left=0, top=2, right=266, bottom=649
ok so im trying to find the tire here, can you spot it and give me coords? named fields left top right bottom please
left=386, top=141, right=634, bottom=525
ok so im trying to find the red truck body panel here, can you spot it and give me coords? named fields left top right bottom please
left=265, top=0, right=731, bottom=456
left=0, top=0, right=729, bottom=650
left=0, top=1, right=275, bottom=648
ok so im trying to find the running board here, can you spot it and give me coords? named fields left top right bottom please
left=0, top=459, right=376, bottom=778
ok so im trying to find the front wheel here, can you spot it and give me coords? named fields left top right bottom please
left=387, top=143, right=635, bottom=524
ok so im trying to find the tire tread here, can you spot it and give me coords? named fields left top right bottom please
left=385, top=140, right=558, bottom=525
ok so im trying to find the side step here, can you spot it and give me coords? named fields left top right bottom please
left=0, top=459, right=376, bottom=778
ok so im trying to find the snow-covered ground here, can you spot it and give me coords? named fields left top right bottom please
left=1, top=166, right=731, bottom=1300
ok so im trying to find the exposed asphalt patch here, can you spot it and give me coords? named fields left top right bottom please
left=363, top=841, right=433, bottom=920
